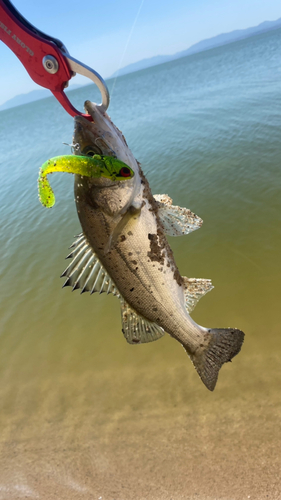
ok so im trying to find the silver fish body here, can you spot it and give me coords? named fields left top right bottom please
left=64, top=101, right=244, bottom=391
left=75, top=170, right=203, bottom=346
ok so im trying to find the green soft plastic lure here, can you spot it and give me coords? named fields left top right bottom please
left=38, top=154, right=134, bottom=208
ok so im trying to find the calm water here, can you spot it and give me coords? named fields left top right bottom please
left=0, top=28, right=280, bottom=499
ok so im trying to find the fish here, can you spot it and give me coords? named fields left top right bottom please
left=61, top=100, right=244, bottom=391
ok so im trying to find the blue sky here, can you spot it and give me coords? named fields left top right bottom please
left=0, top=0, right=280, bottom=105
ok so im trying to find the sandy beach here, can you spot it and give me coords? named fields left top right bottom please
left=0, top=326, right=280, bottom=500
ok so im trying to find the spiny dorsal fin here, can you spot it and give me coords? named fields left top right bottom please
left=61, top=233, right=120, bottom=297
left=183, top=277, right=214, bottom=313
left=120, top=298, right=165, bottom=344
left=153, top=194, right=202, bottom=236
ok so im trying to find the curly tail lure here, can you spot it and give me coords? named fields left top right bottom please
left=38, top=154, right=134, bottom=208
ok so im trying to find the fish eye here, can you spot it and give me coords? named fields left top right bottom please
left=119, top=167, right=132, bottom=177
left=82, top=145, right=102, bottom=156
left=85, top=150, right=96, bottom=157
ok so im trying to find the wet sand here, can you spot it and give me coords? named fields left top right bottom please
left=0, top=320, right=280, bottom=500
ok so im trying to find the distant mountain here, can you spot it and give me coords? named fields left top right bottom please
left=2, top=17, right=281, bottom=110
left=176, top=18, right=281, bottom=59
left=111, top=17, right=281, bottom=78
left=0, top=83, right=83, bottom=111
left=111, top=55, right=172, bottom=78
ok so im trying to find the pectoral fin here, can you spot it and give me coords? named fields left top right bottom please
left=120, top=299, right=165, bottom=344
left=183, top=277, right=214, bottom=313
left=104, top=203, right=142, bottom=254
left=154, top=194, right=202, bottom=236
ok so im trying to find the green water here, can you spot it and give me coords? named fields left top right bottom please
left=0, top=28, right=280, bottom=499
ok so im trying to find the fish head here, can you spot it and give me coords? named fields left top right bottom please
left=73, top=100, right=129, bottom=160
left=73, top=102, right=142, bottom=217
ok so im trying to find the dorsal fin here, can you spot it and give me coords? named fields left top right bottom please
left=153, top=194, right=202, bottom=236
left=61, top=233, right=120, bottom=296
left=182, top=277, right=214, bottom=313
left=120, top=298, right=165, bottom=344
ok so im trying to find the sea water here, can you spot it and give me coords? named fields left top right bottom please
left=0, top=28, right=280, bottom=499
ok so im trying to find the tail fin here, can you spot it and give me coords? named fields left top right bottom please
left=189, top=328, right=245, bottom=391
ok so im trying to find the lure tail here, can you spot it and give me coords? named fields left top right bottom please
left=38, top=155, right=102, bottom=208
left=187, top=328, right=244, bottom=391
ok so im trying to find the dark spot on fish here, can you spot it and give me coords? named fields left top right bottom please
left=138, top=167, right=184, bottom=286
left=135, top=267, right=138, bottom=271
left=128, top=231, right=133, bottom=236
left=173, top=268, right=182, bottom=286
left=147, top=233, right=164, bottom=264
left=128, top=252, right=133, bottom=256
left=132, top=338, right=140, bottom=344
left=130, top=287, right=134, bottom=292
left=131, top=260, right=137, bottom=265
left=153, top=307, right=157, bottom=311
left=120, top=235, right=126, bottom=242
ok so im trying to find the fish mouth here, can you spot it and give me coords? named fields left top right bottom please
left=74, top=101, right=116, bottom=157
left=84, top=100, right=98, bottom=119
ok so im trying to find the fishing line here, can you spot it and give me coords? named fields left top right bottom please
left=110, top=0, right=145, bottom=99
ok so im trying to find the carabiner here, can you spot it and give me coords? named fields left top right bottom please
left=0, top=0, right=110, bottom=120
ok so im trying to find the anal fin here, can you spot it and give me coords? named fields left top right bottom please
left=120, top=298, right=165, bottom=344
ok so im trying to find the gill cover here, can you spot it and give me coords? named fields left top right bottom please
left=38, top=154, right=134, bottom=208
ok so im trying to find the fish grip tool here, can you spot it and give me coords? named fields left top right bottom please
left=0, top=0, right=110, bottom=119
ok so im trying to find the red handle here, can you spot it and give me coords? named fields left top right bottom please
left=0, top=0, right=93, bottom=120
